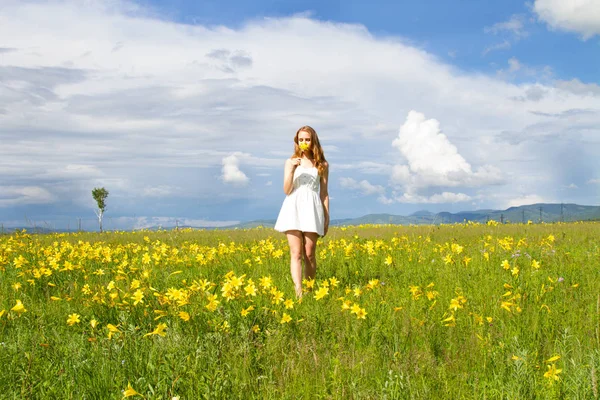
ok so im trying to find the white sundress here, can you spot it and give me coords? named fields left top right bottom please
left=274, top=164, right=325, bottom=236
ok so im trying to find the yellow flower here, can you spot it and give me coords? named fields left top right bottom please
left=178, top=311, right=190, bottom=321
left=67, top=313, right=81, bottom=326
left=244, top=283, right=257, bottom=297
left=341, top=300, right=353, bottom=311
left=355, top=307, right=367, bottom=320
left=501, top=260, right=510, bottom=270
left=259, top=276, right=273, bottom=290
left=280, top=313, right=292, bottom=324
left=511, top=266, right=520, bottom=277
left=12, top=282, right=21, bottom=291
left=144, top=323, right=168, bottom=337
left=366, top=279, right=379, bottom=290
left=543, top=364, right=562, bottom=383
left=531, top=259, right=540, bottom=269
left=107, top=324, right=120, bottom=339
left=329, top=277, right=339, bottom=287
left=123, top=382, right=140, bottom=398
left=90, top=319, right=98, bottom=329
left=442, top=313, right=456, bottom=327
left=350, top=304, right=361, bottom=315
left=251, top=325, right=260, bottom=333
left=384, top=255, right=393, bottom=265
left=314, top=287, right=329, bottom=300
left=0, top=310, right=5, bottom=318
left=132, top=289, right=144, bottom=306
left=241, top=305, right=255, bottom=317
left=298, top=142, right=309, bottom=151
left=545, top=355, right=561, bottom=363
left=11, top=299, right=26, bottom=314
left=284, top=299, right=294, bottom=309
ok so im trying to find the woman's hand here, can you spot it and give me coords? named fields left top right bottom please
left=293, top=158, right=301, bottom=167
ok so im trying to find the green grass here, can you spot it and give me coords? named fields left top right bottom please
left=1, top=222, right=600, bottom=399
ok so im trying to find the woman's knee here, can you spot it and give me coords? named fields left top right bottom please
left=290, top=248, right=303, bottom=262
left=304, top=246, right=316, bottom=262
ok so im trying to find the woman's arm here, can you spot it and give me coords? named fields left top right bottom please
left=320, top=162, right=330, bottom=235
left=283, top=158, right=298, bottom=195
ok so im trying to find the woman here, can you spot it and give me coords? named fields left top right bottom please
left=274, top=126, right=330, bottom=298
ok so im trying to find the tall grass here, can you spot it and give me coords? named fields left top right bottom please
left=0, top=222, right=599, bottom=399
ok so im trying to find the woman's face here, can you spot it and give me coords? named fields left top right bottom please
left=298, top=130, right=311, bottom=150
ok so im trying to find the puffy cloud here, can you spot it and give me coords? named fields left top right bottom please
left=533, top=0, right=600, bottom=39
left=391, top=111, right=504, bottom=191
left=0, top=0, right=598, bottom=224
left=221, top=153, right=249, bottom=186
left=339, top=177, right=385, bottom=196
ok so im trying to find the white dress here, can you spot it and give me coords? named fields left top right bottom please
left=274, top=164, right=324, bottom=236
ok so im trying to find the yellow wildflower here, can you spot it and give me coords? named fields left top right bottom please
left=66, top=313, right=81, bottom=326
left=11, top=299, right=26, bottom=314
left=144, top=323, right=167, bottom=337
left=178, top=311, right=190, bottom=321
left=284, top=299, right=294, bottom=309
left=314, top=287, right=329, bottom=300
left=280, top=313, right=292, bottom=324
left=123, top=382, right=140, bottom=398
left=543, top=364, right=562, bottom=383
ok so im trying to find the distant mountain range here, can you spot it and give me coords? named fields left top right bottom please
left=2, top=203, right=599, bottom=234
left=226, top=203, right=600, bottom=229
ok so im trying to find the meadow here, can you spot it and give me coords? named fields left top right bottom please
left=1, top=221, right=599, bottom=399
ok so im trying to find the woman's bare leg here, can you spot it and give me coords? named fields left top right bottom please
left=286, top=230, right=304, bottom=297
left=303, top=232, right=319, bottom=282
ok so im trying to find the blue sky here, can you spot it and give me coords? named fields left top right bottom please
left=1, top=0, right=599, bottom=230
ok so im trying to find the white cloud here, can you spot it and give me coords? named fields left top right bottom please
left=556, top=79, right=600, bottom=97
left=485, top=14, right=528, bottom=38
left=391, top=111, right=504, bottom=191
left=534, top=0, right=600, bottom=39
left=142, top=185, right=180, bottom=197
left=339, top=177, right=385, bottom=195
left=483, top=40, right=511, bottom=55
left=587, top=179, right=600, bottom=184
left=0, top=0, right=598, bottom=223
left=392, top=192, right=472, bottom=204
left=221, top=153, right=249, bottom=186
left=0, top=186, right=56, bottom=207
left=117, top=216, right=240, bottom=229
left=506, top=194, right=546, bottom=208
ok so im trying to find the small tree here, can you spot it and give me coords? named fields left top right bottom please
left=92, top=187, right=109, bottom=233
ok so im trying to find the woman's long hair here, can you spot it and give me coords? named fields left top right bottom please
left=292, top=126, right=327, bottom=176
